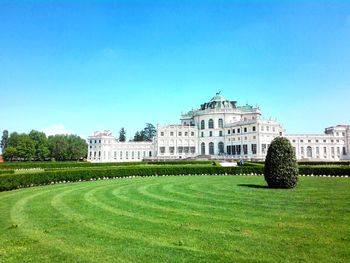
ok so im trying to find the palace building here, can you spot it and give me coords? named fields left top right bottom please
left=87, top=94, right=350, bottom=162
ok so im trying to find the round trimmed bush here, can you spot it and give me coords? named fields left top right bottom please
left=264, top=137, right=298, bottom=188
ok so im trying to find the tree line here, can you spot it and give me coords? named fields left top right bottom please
left=118, top=123, right=156, bottom=142
left=1, top=130, right=87, bottom=161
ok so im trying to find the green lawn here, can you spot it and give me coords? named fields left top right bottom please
left=0, top=176, right=349, bottom=262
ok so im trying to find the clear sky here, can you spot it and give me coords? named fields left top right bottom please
left=1, top=0, right=349, bottom=140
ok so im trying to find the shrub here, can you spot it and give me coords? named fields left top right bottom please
left=264, top=137, right=298, bottom=188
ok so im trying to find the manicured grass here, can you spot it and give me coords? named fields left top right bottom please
left=0, top=176, right=349, bottom=262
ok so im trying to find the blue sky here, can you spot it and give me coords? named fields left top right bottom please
left=0, top=0, right=349, bottom=140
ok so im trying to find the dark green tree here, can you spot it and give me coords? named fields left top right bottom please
left=16, top=134, right=35, bottom=161
left=264, top=137, right=298, bottom=189
left=1, top=130, right=9, bottom=152
left=2, top=146, right=17, bottom=161
left=143, top=123, right=156, bottom=141
left=67, top=134, right=87, bottom=160
left=119, top=128, right=126, bottom=142
left=48, top=135, right=69, bottom=161
left=29, top=130, right=49, bottom=161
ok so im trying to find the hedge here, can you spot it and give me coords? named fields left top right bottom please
left=0, top=160, right=214, bottom=170
left=298, top=161, right=350, bottom=166
left=0, top=166, right=264, bottom=191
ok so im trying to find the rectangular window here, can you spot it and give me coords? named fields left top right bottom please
left=191, top=132, right=194, bottom=136
left=266, top=126, right=269, bottom=132
left=324, top=147, right=327, bottom=154
left=244, top=127, right=247, bottom=132
left=301, top=147, right=304, bottom=155
left=337, top=147, right=340, bottom=155
left=316, top=147, right=319, bottom=155
left=237, top=128, right=240, bottom=133
left=209, top=131, right=213, bottom=137
left=126, top=151, right=129, bottom=159
left=251, top=144, right=257, bottom=154
left=343, top=147, right=347, bottom=155
left=201, top=132, right=204, bottom=137
left=252, top=126, right=256, bottom=132
left=160, top=132, right=164, bottom=136
left=262, top=144, right=267, bottom=154
left=243, top=145, right=248, bottom=155
left=179, top=132, right=182, bottom=136
left=178, top=147, right=183, bottom=154
left=120, top=151, right=123, bottom=159
left=232, top=145, right=236, bottom=155
left=184, top=147, right=189, bottom=154
left=236, top=145, right=241, bottom=155
left=169, top=147, right=174, bottom=154
left=228, top=129, right=231, bottom=135
left=227, top=145, right=231, bottom=155
left=185, top=132, right=188, bottom=136
left=232, top=129, right=235, bottom=134
left=331, top=147, right=335, bottom=154
left=190, top=147, right=195, bottom=153
left=137, top=151, right=141, bottom=159
left=160, top=147, right=165, bottom=154
left=170, top=132, right=174, bottom=136
left=219, top=131, right=223, bottom=137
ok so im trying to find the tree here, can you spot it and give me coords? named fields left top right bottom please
left=48, top=135, right=69, bottom=161
left=143, top=123, right=156, bottom=141
left=119, top=128, right=126, bottom=142
left=16, top=134, right=35, bottom=161
left=67, top=135, right=87, bottom=160
left=1, top=130, right=9, bottom=152
left=29, top=130, right=49, bottom=161
left=264, top=137, right=298, bottom=189
left=3, top=146, right=17, bottom=161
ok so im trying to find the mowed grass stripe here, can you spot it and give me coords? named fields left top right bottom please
left=0, top=176, right=349, bottom=262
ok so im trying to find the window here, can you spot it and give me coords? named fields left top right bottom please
left=232, top=129, right=235, bottom=134
left=190, top=147, right=195, bottom=154
left=243, top=144, right=248, bottom=155
left=160, top=147, right=165, bottom=154
left=228, top=130, right=231, bottom=135
left=201, top=132, right=204, bottom=137
left=324, top=147, right=327, bottom=154
left=126, top=151, right=129, bottom=159
left=132, top=151, right=134, bottom=159
left=266, top=126, right=269, bottom=132
left=218, top=119, right=223, bottom=128
left=120, top=151, right=123, bottom=158
left=331, top=147, right=335, bottom=154
left=308, top=140, right=311, bottom=143
left=244, top=127, right=247, bottom=132
left=218, top=142, right=224, bottom=154
left=137, top=151, right=141, bottom=159
left=219, top=131, right=223, bottom=137
left=209, top=119, right=214, bottom=129
left=185, top=132, right=188, bottom=136
left=178, top=147, right=183, bottom=154
left=300, top=140, right=304, bottom=143
left=191, top=132, right=194, bottom=136
left=337, top=147, right=340, bottom=155
left=169, top=147, right=174, bottom=154
left=201, top=142, right=205, bottom=155
left=301, top=147, right=304, bottom=155
left=273, top=127, right=275, bottom=132
left=209, top=142, right=214, bottom=155
left=236, top=145, right=241, bottom=155
left=201, top=120, right=205, bottom=129
left=261, top=126, right=264, bottom=131
left=170, top=132, right=174, bottom=136
left=316, top=140, right=319, bottom=143
left=178, top=132, right=182, bottom=136
left=227, top=145, right=232, bottom=155
left=316, top=147, right=319, bottom=155
left=237, top=128, right=240, bottom=133
left=307, top=146, right=312, bottom=158
left=343, top=147, right=347, bottom=155
left=209, top=131, right=213, bottom=137
left=323, top=140, right=327, bottom=143
left=252, top=126, right=256, bottom=132
left=232, top=145, right=236, bottom=155
left=251, top=144, right=257, bottom=154
left=160, top=132, right=164, bottom=136
left=149, top=151, right=152, bottom=157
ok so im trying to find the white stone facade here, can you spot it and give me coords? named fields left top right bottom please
left=87, top=95, right=350, bottom=162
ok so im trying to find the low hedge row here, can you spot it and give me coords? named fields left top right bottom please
left=1, top=165, right=349, bottom=192
left=0, top=170, right=14, bottom=175
left=298, top=161, right=350, bottom=166
left=0, top=160, right=214, bottom=170
left=0, top=166, right=264, bottom=191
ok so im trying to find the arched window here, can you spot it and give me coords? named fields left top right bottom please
left=307, top=146, right=312, bottom=158
left=218, top=118, right=223, bottom=128
left=209, top=142, right=214, bottom=155
left=209, top=119, right=214, bottom=129
left=201, top=120, right=205, bottom=129
left=201, top=142, right=205, bottom=155
left=218, top=142, right=224, bottom=154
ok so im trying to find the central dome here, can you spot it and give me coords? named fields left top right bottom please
left=200, top=94, right=237, bottom=110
